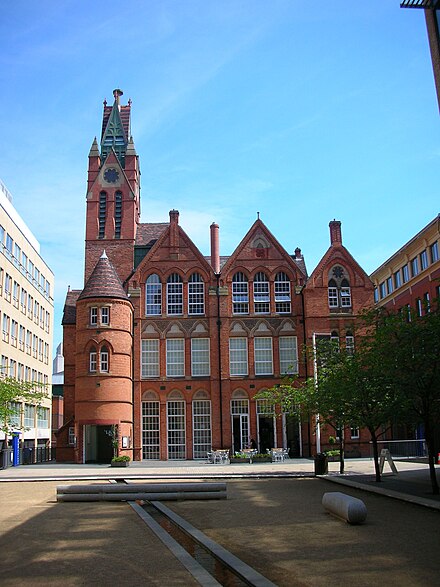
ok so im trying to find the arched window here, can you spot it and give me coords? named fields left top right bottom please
left=274, top=272, right=291, bottom=313
left=253, top=272, right=269, bottom=314
left=167, top=273, right=183, bottom=315
left=114, top=191, right=122, bottom=239
left=188, top=273, right=204, bottom=315
left=100, top=346, right=109, bottom=372
left=146, top=274, right=162, bottom=316
left=89, top=347, right=97, bottom=372
left=232, top=272, right=249, bottom=314
left=328, top=266, right=351, bottom=309
left=98, top=192, right=107, bottom=239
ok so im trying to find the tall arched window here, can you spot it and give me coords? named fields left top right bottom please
left=98, top=192, right=107, bottom=239
left=114, top=191, right=122, bottom=239
left=253, top=272, right=269, bottom=314
left=89, top=347, right=97, bottom=372
left=146, top=274, right=162, bottom=316
left=100, top=346, right=109, bottom=372
left=188, top=273, right=204, bottom=315
left=232, top=272, right=249, bottom=314
left=274, top=272, right=291, bottom=313
left=328, top=266, right=351, bottom=309
left=167, top=273, right=183, bottom=315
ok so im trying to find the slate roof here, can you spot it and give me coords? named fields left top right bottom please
left=101, top=103, right=131, bottom=142
left=78, top=253, right=129, bottom=301
left=135, top=222, right=169, bottom=246
left=62, top=290, right=81, bottom=325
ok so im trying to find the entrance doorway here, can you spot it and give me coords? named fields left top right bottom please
left=84, top=425, right=113, bottom=463
left=285, top=415, right=300, bottom=457
left=258, top=415, right=275, bottom=454
left=232, top=415, right=249, bottom=453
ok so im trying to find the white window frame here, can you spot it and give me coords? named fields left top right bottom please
left=253, top=272, right=270, bottom=314
left=254, top=337, right=273, bottom=376
left=166, top=339, right=185, bottom=377
left=328, top=286, right=338, bottom=308
left=89, top=350, right=97, bottom=372
left=141, top=339, right=160, bottom=378
left=167, top=274, right=183, bottom=316
left=100, top=306, right=110, bottom=325
left=232, top=272, right=249, bottom=314
left=146, top=274, right=162, bottom=316
left=191, top=338, right=210, bottom=376
left=167, top=400, right=186, bottom=460
left=229, top=338, right=248, bottom=376
left=100, top=347, right=109, bottom=372
left=188, top=273, right=204, bottom=315
left=90, top=307, right=98, bottom=326
left=192, top=400, right=212, bottom=459
left=274, top=272, right=291, bottom=314
left=142, top=400, right=160, bottom=459
left=279, top=336, right=298, bottom=374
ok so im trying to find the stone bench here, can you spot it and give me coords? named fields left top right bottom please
left=322, top=492, right=367, bottom=524
left=57, top=482, right=227, bottom=502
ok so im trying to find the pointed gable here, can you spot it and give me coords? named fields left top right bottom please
left=221, top=218, right=307, bottom=280
left=101, top=89, right=130, bottom=166
left=78, top=251, right=129, bottom=301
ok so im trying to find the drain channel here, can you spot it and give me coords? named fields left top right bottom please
left=143, top=502, right=248, bottom=587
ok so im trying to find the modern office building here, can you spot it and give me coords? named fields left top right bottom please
left=370, top=214, right=440, bottom=314
left=56, top=90, right=374, bottom=463
left=0, top=180, right=54, bottom=452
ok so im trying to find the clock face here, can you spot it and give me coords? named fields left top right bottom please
left=104, top=168, right=120, bottom=183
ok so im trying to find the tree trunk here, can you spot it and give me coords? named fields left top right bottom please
left=424, top=424, right=439, bottom=495
left=370, top=429, right=382, bottom=482
left=339, top=436, right=345, bottom=474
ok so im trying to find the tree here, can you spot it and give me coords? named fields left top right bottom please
left=367, top=303, right=440, bottom=494
left=0, top=376, right=49, bottom=438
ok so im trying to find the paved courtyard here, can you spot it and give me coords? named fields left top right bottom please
left=0, top=463, right=438, bottom=586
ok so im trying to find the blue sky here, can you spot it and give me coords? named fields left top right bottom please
left=0, top=0, right=439, bottom=350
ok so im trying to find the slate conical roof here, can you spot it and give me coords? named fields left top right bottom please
left=78, top=251, right=129, bottom=301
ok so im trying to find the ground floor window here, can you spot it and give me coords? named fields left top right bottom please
left=192, top=400, right=211, bottom=459
left=142, top=401, right=160, bottom=459
left=231, top=398, right=249, bottom=453
left=167, top=400, right=186, bottom=460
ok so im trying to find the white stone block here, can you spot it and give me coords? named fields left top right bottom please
left=322, top=492, right=367, bottom=524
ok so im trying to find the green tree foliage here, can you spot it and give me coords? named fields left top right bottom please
left=0, top=376, right=48, bottom=436
left=366, top=304, right=440, bottom=494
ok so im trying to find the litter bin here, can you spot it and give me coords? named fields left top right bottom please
left=314, top=453, right=328, bottom=475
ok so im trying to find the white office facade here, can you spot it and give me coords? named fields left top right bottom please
left=0, top=180, right=54, bottom=450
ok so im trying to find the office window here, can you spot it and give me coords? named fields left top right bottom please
left=386, top=276, right=393, bottom=295
left=430, top=241, right=439, bottom=264
left=279, top=336, right=298, bottom=374
left=232, top=272, right=249, bottom=314
left=402, top=264, right=409, bottom=283
left=328, top=281, right=338, bottom=307
left=90, top=307, right=98, bottom=326
left=379, top=282, right=386, bottom=299
left=167, top=274, right=183, bottom=315
left=346, top=332, right=355, bottom=355
left=253, top=272, right=270, bottom=314
left=37, top=407, right=49, bottom=429
left=141, top=339, right=159, bottom=378
left=166, top=339, right=185, bottom=377
left=411, top=257, right=419, bottom=277
left=229, top=338, right=248, bottom=376
left=9, top=402, right=21, bottom=427
left=4, top=273, right=11, bottom=299
left=191, top=338, right=210, bottom=376
left=19, top=326, right=25, bottom=351
left=394, top=270, right=402, bottom=289
left=146, top=274, right=162, bottom=316
left=420, top=250, right=428, bottom=271
left=274, top=272, right=291, bottom=313
left=24, top=404, right=35, bottom=428
left=188, top=273, right=204, bottom=315
left=100, top=346, right=109, bottom=372
left=11, top=320, right=17, bottom=346
left=5, top=233, right=13, bottom=256
left=89, top=348, right=97, bottom=372
left=2, top=314, right=10, bottom=342
left=100, top=306, right=109, bottom=325
left=254, top=337, right=273, bottom=375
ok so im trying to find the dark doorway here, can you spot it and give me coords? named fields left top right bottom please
left=84, top=425, right=113, bottom=463
left=232, top=416, right=242, bottom=453
left=258, top=416, right=274, bottom=454
left=285, top=415, right=300, bottom=457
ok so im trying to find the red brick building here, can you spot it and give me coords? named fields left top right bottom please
left=56, top=90, right=374, bottom=463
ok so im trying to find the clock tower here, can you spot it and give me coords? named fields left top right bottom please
left=84, top=89, right=140, bottom=284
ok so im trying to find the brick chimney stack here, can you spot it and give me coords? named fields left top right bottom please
left=210, top=223, right=220, bottom=274
left=329, top=220, right=342, bottom=245
left=169, top=209, right=179, bottom=251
